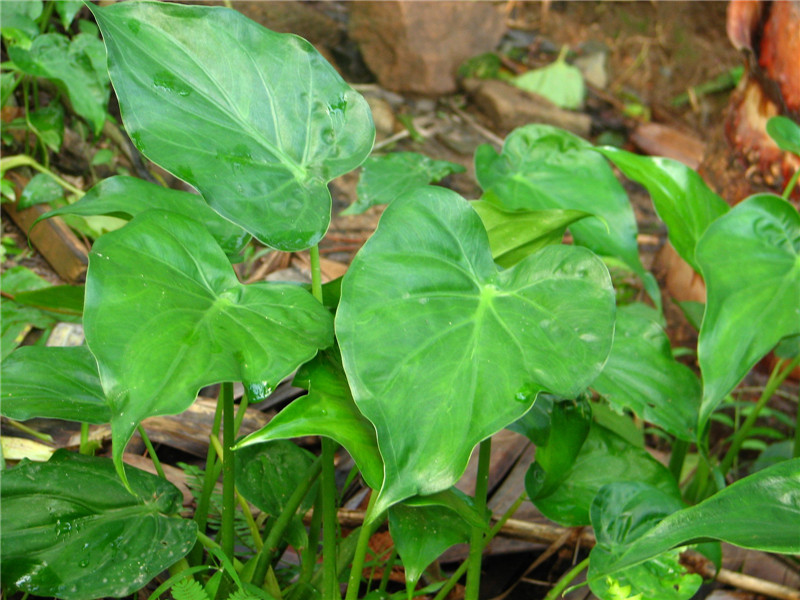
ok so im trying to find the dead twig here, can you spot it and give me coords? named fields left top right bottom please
left=447, top=99, right=505, bottom=149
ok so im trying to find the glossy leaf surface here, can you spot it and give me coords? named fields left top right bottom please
left=1, top=450, right=196, bottom=600
left=592, top=303, right=700, bottom=440
left=475, top=125, right=653, bottom=300
left=41, top=176, right=251, bottom=257
left=1, top=345, right=109, bottom=424
left=597, top=147, right=729, bottom=272
left=697, top=195, right=800, bottom=425
left=767, top=116, right=800, bottom=156
left=8, top=33, right=108, bottom=135
left=237, top=351, right=383, bottom=489
left=91, top=1, right=374, bottom=251
left=471, top=201, right=590, bottom=268
left=337, top=187, right=615, bottom=512
left=84, top=210, right=333, bottom=479
left=590, top=458, right=800, bottom=578
left=343, top=152, right=465, bottom=215
left=530, top=423, right=679, bottom=526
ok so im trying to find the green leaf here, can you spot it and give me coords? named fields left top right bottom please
left=55, top=0, right=84, bottom=30
left=18, top=172, right=63, bottom=208
left=590, top=458, right=800, bottom=580
left=388, top=496, right=473, bottom=587
left=342, top=152, right=465, bottom=216
left=767, top=116, right=800, bottom=156
left=0, top=1, right=42, bottom=44
left=84, top=210, right=334, bottom=481
left=590, top=548, right=702, bottom=600
left=530, top=423, right=679, bottom=526
left=0, top=267, right=59, bottom=359
left=596, top=147, right=729, bottom=272
left=475, top=125, right=655, bottom=304
left=697, top=194, right=800, bottom=426
left=592, top=303, right=700, bottom=440
left=336, top=187, right=615, bottom=513
left=40, top=176, right=251, bottom=258
left=1, top=72, right=18, bottom=108
left=471, top=201, right=591, bottom=268
left=91, top=148, right=114, bottom=166
left=1, top=450, right=197, bottom=600
left=512, top=47, right=585, bottom=110
left=1, top=345, right=109, bottom=424
left=11, top=283, right=83, bottom=317
left=29, top=104, right=65, bottom=152
left=90, top=1, right=374, bottom=251
left=8, top=33, right=109, bottom=135
left=236, top=350, right=383, bottom=490
left=234, top=440, right=316, bottom=550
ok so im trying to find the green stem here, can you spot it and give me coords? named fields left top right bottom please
left=783, top=167, right=800, bottom=200
left=309, top=245, right=323, bottom=303
left=543, top=557, right=590, bottom=600
left=233, top=393, right=249, bottom=437
left=253, top=457, right=323, bottom=586
left=79, top=422, right=91, bottom=455
left=466, top=439, right=492, bottom=600
left=0, top=155, right=84, bottom=197
left=378, top=546, right=397, bottom=593
left=237, top=490, right=263, bottom=551
left=345, top=492, right=381, bottom=600
left=220, top=382, right=236, bottom=563
left=138, top=425, right=165, bottom=479
left=197, top=531, right=244, bottom=572
left=432, top=493, right=526, bottom=600
left=668, top=438, right=688, bottom=484
left=291, top=490, right=324, bottom=600
left=720, top=354, right=800, bottom=474
left=321, top=438, right=339, bottom=600
left=6, top=419, right=54, bottom=443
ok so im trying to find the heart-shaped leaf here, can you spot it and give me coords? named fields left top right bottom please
left=512, top=47, right=585, bottom=110
left=1, top=450, right=196, bottom=600
left=90, top=1, right=374, bottom=251
left=592, top=303, right=700, bottom=440
left=8, top=33, right=109, bottom=135
left=475, top=125, right=657, bottom=304
left=589, top=457, right=800, bottom=579
left=343, top=152, right=465, bottom=216
left=597, top=147, right=729, bottom=272
left=84, top=210, right=333, bottom=481
left=471, top=201, right=591, bottom=268
left=40, top=176, right=251, bottom=258
left=1, top=345, right=109, bottom=424
left=336, top=187, right=615, bottom=513
left=697, top=194, right=800, bottom=426
left=236, top=350, right=383, bottom=490
left=19, top=173, right=63, bottom=209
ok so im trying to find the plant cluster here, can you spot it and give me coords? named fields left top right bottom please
left=1, top=3, right=799, bottom=600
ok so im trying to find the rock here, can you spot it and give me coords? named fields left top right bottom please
left=235, top=2, right=343, bottom=49
left=574, top=51, right=609, bottom=89
left=463, top=78, right=592, bottom=138
left=349, top=1, right=506, bottom=95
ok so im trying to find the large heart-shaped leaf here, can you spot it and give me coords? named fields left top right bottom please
left=597, top=147, right=729, bottom=272
left=474, top=125, right=655, bottom=302
left=1, top=450, right=196, bottom=600
left=697, top=194, right=800, bottom=426
left=336, top=187, right=615, bottom=513
left=91, top=1, right=374, bottom=251
left=236, top=350, right=383, bottom=490
left=592, top=303, right=700, bottom=440
left=8, top=33, right=109, bottom=135
left=589, top=457, right=800, bottom=580
left=342, top=152, right=465, bottom=216
left=40, top=176, right=251, bottom=257
left=84, top=210, right=334, bottom=481
left=1, top=345, right=109, bottom=424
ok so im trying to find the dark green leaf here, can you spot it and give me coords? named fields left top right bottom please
left=596, top=147, right=729, bottom=272
left=767, top=116, right=800, bottom=156
left=590, top=458, right=800, bottom=579
left=1, top=72, right=19, bottom=108
left=592, top=303, right=700, bottom=440
left=84, top=210, right=334, bottom=481
left=697, top=194, right=800, bottom=426
left=343, top=152, right=465, bottom=216
left=10, top=284, right=83, bottom=316
left=589, top=548, right=702, bottom=600
left=1, top=450, right=196, bottom=600
left=40, top=176, right=251, bottom=257
left=475, top=125, right=655, bottom=303
left=530, top=423, right=679, bottom=526
left=19, top=172, right=63, bottom=208
left=90, top=1, right=374, bottom=251
left=237, top=350, right=383, bottom=490
left=55, top=0, right=84, bottom=30
left=8, top=33, right=109, bottom=135
left=29, top=104, right=65, bottom=152
left=1, top=345, right=109, bottom=423
left=337, top=187, right=615, bottom=513
left=471, top=201, right=590, bottom=268
left=0, top=1, right=42, bottom=44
